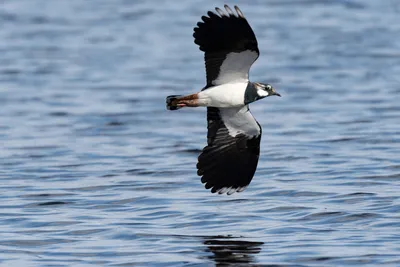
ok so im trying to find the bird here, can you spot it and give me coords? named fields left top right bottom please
left=166, top=5, right=281, bottom=195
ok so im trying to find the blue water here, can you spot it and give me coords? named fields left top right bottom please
left=1, top=0, right=400, bottom=266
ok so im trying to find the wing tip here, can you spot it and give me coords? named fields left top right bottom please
left=209, top=185, right=248, bottom=195
left=207, top=10, right=219, bottom=18
left=206, top=5, right=245, bottom=20
left=215, top=7, right=225, bottom=17
left=200, top=174, right=250, bottom=195
left=223, top=5, right=235, bottom=16
left=234, top=5, right=245, bottom=18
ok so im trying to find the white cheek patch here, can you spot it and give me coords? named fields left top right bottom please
left=257, top=89, right=269, bottom=97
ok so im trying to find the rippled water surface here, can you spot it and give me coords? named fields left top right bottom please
left=1, top=0, right=400, bottom=266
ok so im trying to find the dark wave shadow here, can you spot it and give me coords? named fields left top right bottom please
left=203, top=236, right=264, bottom=266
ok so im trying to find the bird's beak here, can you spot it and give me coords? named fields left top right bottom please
left=273, top=92, right=281, bottom=97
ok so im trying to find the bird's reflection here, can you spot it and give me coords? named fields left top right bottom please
left=203, top=236, right=264, bottom=266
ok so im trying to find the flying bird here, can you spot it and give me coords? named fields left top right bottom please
left=166, top=5, right=280, bottom=195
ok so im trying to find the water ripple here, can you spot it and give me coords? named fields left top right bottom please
left=0, top=0, right=399, bottom=266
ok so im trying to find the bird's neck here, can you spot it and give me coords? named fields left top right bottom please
left=244, top=82, right=262, bottom=104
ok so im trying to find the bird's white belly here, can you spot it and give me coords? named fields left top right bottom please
left=197, top=82, right=247, bottom=108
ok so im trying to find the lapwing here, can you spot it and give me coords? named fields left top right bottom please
left=166, top=5, right=280, bottom=195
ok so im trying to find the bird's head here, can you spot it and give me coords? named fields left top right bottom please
left=254, top=82, right=281, bottom=99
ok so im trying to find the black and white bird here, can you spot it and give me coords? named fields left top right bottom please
left=166, top=5, right=280, bottom=195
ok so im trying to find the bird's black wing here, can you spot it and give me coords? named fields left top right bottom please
left=197, top=106, right=261, bottom=194
left=193, top=5, right=260, bottom=87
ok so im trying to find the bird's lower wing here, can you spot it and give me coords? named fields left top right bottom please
left=197, top=106, right=261, bottom=194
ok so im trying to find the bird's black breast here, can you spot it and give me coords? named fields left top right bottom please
left=244, top=82, right=259, bottom=105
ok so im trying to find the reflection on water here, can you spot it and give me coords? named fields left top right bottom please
left=204, top=236, right=264, bottom=266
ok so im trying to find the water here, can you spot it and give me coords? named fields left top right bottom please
left=1, top=0, right=399, bottom=266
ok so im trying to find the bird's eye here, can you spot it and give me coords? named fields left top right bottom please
left=266, top=85, right=271, bottom=90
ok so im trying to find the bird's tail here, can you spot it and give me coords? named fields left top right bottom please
left=166, top=95, right=183, bottom=110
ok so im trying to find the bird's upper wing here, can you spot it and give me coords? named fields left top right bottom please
left=193, top=5, right=260, bottom=87
left=197, top=106, right=261, bottom=194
